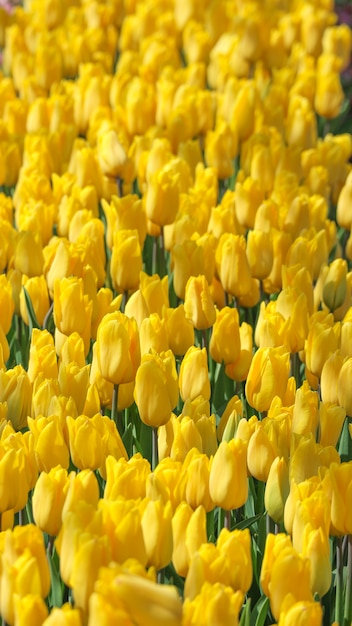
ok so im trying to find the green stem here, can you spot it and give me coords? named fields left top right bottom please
left=111, top=384, right=123, bottom=435
left=152, top=427, right=158, bottom=471
left=206, top=509, right=215, bottom=542
left=223, top=509, right=231, bottom=530
left=336, top=536, right=344, bottom=626
left=344, top=535, right=352, bottom=626
left=157, top=568, right=165, bottom=584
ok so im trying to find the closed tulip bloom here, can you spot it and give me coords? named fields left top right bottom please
left=67, top=414, right=105, bottom=471
left=97, top=125, right=127, bottom=178
left=315, top=71, right=344, bottom=119
left=234, top=177, right=264, bottom=229
left=139, top=271, right=169, bottom=317
left=183, top=582, right=243, bottom=626
left=20, top=276, right=50, bottom=326
left=305, top=318, right=340, bottom=378
left=62, top=469, right=100, bottom=520
left=141, top=499, right=173, bottom=570
left=106, top=571, right=182, bottom=626
left=28, top=415, right=70, bottom=472
left=322, top=258, right=347, bottom=311
left=134, top=350, right=179, bottom=428
left=32, top=466, right=69, bottom=537
left=216, top=528, right=253, bottom=593
left=42, top=604, right=83, bottom=626
left=139, top=313, right=169, bottom=356
left=301, top=526, right=331, bottom=598
left=246, top=229, right=273, bottom=280
left=179, top=346, right=210, bottom=402
left=58, top=362, right=90, bottom=416
left=0, top=527, right=50, bottom=624
left=54, top=277, right=92, bottom=337
left=171, top=239, right=205, bottom=301
left=184, top=274, right=216, bottom=331
left=145, top=161, right=180, bottom=227
left=318, top=402, right=346, bottom=448
left=276, top=600, right=322, bottom=626
left=337, top=357, right=352, bottom=416
left=0, top=274, right=15, bottom=335
left=209, top=438, right=248, bottom=511
left=14, top=594, right=49, bottom=626
left=225, top=322, right=253, bottom=382
left=261, top=534, right=313, bottom=621
left=163, top=305, right=194, bottom=356
left=100, top=498, right=147, bottom=566
left=0, top=446, right=30, bottom=513
left=27, top=329, right=58, bottom=384
left=102, top=193, right=147, bottom=249
left=184, top=448, right=214, bottom=512
left=286, top=95, right=317, bottom=150
left=104, top=454, right=150, bottom=502
left=204, top=128, right=235, bottom=180
left=70, top=532, right=111, bottom=614
left=0, top=365, right=32, bottom=431
left=265, top=456, right=290, bottom=524
left=247, top=426, right=277, bottom=482
left=329, top=461, right=352, bottom=535
left=110, top=229, right=142, bottom=294
left=14, top=230, right=44, bottom=278
left=209, top=306, right=241, bottom=365
left=172, top=503, right=207, bottom=577
left=292, top=381, right=319, bottom=437
left=96, top=311, right=140, bottom=386
left=216, top=233, right=253, bottom=299
left=245, top=346, right=290, bottom=413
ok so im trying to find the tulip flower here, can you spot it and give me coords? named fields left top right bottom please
left=245, top=346, right=290, bottom=413
left=13, top=594, right=49, bottom=626
left=172, top=503, right=207, bottom=577
left=28, top=415, right=70, bottom=472
left=0, top=524, right=50, bottom=626
left=216, top=233, right=253, bottom=299
left=110, top=228, right=142, bottom=295
left=163, top=305, right=194, bottom=356
left=329, top=461, right=352, bottom=536
left=32, top=466, right=69, bottom=537
left=260, top=533, right=313, bottom=621
left=96, top=311, right=141, bottom=386
left=265, top=456, right=290, bottom=524
left=183, top=582, right=243, bottom=626
left=179, top=346, right=211, bottom=402
left=184, top=274, right=216, bottom=331
left=337, top=357, right=352, bottom=417
left=209, top=438, right=248, bottom=511
left=134, top=350, right=179, bottom=429
left=140, top=499, right=173, bottom=571
left=209, top=306, right=241, bottom=365
left=0, top=365, right=32, bottom=431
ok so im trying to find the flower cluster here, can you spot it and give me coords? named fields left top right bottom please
left=0, top=0, right=351, bottom=625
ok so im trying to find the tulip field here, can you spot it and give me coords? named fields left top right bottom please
left=1, top=0, right=352, bottom=624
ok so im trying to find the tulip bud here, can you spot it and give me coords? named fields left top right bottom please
left=209, top=438, right=248, bottom=511
left=184, top=274, right=216, bottom=331
left=140, top=499, right=173, bottom=571
left=172, top=503, right=207, bottom=577
left=96, top=311, right=141, bottom=386
left=110, top=228, right=142, bottom=294
left=32, top=466, right=69, bottom=537
left=245, top=346, right=290, bottom=413
left=264, top=456, right=290, bottom=523
left=179, top=346, right=210, bottom=402
left=134, top=350, right=179, bottom=428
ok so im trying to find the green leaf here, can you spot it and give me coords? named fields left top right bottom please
left=251, top=596, right=270, bottom=626
left=240, top=598, right=251, bottom=626
left=48, top=549, right=63, bottom=609
left=122, top=422, right=134, bottom=458
left=22, top=287, right=41, bottom=332
left=338, top=417, right=352, bottom=463
left=236, top=513, right=265, bottom=531
left=138, top=420, right=152, bottom=465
